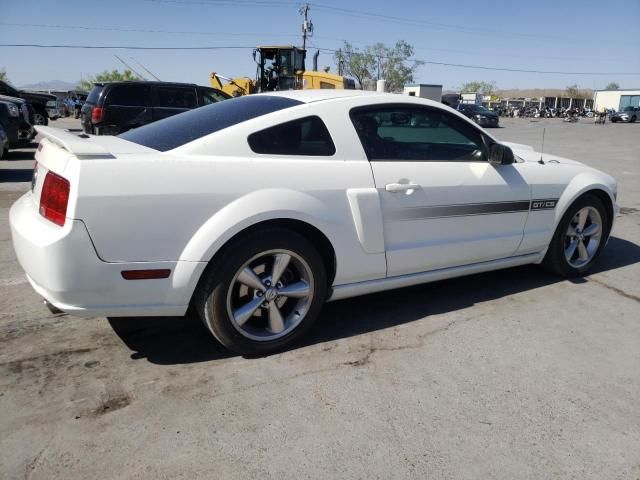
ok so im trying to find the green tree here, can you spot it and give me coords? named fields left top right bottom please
left=336, top=42, right=374, bottom=90
left=78, top=69, right=140, bottom=91
left=459, top=81, right=496, bottom=94
left=605, top=82, right=619, bottom=90
left=337, top=41, right=423, bottom=92
left=0, top=68, right=7, bottom=81
left=565, top=84, right=590, bottom=98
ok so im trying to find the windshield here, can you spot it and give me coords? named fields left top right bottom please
left=119, top=95, right=303, bottom=151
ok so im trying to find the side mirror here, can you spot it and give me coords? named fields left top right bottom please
left=489, top=143, right=515, bottom=165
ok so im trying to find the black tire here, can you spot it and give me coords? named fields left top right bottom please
left=631, top=116, right=637, bottom=123
left=194, top=228, right=327, bottom=355
left=33, top=111, right=48, bottom=126
left=542, top=193, right=610, bottom=277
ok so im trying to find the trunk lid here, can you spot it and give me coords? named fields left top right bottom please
left=32, top=126, right=157, bottom=220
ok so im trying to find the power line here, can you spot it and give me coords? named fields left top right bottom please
left=2, top=43, right=638, bottom=75
left=143, top=0, right=568, bottom=40
left=0, top=43, right=254, bottom=50
left=315, top=47, right=640, bottom=76
left=0, top=22, right=299, bottom=38
left=2, top=22, right=624, bottom=62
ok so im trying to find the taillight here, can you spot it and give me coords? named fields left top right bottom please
left=91, top=106, right=104, bottom=123
left=39, top=171, right=70, bottom=226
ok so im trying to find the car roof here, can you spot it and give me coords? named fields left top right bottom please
left=94, top=81, right=211, bottom=88
left=261, top=89, right=445, bottom=108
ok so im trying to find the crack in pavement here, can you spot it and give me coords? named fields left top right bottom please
left=589, top=277, right=640, bottom=303
left=342, top=316, right=474, bottom=368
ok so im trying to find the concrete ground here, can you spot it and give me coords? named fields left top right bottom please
left=1, top=116, right=639, bottom=480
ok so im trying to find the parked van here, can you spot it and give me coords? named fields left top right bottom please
left=81, top=81, right=230, bottom=135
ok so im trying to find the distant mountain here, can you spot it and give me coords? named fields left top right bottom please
left=19, top=80, right=78, bottom=92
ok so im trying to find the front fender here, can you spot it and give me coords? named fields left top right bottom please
left=178, top=188, right=339, bottom=263
left=554, top=171, right=616, bottom=228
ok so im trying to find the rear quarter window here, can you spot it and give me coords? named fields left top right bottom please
left=248, top=116, right=336, bottom=156
left=119, top=95, right=303, bottom=151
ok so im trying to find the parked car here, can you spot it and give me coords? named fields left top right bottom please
left=45, top=98, right=62, bottom=120
left=0, top=124, right=7, bottom=159
left=81, top=81, right=230, bottom=135
left=610, top=106, right=639, bottom=123
left=0, top=95, right=35, bottom=148
left=0, top=80, right=56, bottom=125
left=11, top=90, right=618, bottom=354
left=456, top=103, right=500, bottom=127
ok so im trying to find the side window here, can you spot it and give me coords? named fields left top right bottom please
left=248, top=116, right=336, bottom=156
left=106, top=84, right=151, bottom=107
left=156, top=86, right=197, bottom=109
left=350, top=105, right=488, bottom=162
left=199, top=88, right=227, bottom=105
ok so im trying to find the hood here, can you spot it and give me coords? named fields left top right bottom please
left=502, top=141, right=586, bottom=166
left=0, top=94, right=27, bottom=105
left=19, top=91, right=57, bottom=104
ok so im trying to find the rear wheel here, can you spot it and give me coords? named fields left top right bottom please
left=195, top=228, right=327, bottom=355
left=542, top=194, right=610, bottom=277
left=631, top=116, right=637, bottom=123
left=33, top=111, right=48, bottom=126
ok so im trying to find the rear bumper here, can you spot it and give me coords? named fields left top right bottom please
left=10, top=192, right=207, bottom=317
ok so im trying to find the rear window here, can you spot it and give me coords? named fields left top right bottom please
left=86, top=85, right=103, bottom=104
left=119, top=95, right=303, bottom=151
left=106, top=84, right=151, bottom=107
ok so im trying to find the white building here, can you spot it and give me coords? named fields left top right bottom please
left=593, top=89, right=640, bottom=111
left=403, top=84, right=442, bottom=102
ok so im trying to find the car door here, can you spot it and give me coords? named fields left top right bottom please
left=350, top=104, right=531, bottom=277
left=153, top=85, right=198, bottom=121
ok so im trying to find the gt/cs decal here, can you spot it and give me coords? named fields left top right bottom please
left=531, top=199, right=558, bottom=210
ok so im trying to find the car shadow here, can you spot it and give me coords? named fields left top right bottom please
left=0, top=169, right=33, bottom=183
left=108, top=236, right=640, bottom=365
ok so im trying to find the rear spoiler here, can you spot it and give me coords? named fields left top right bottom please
left=35, top=126, right=113, bottom=158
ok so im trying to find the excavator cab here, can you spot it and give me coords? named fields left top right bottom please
left=254, top=46, right=306, bottom=93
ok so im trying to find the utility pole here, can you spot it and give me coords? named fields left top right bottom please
left=299, top=3, right=313, bottom=51
left=337, top=48, right=344, bottom=76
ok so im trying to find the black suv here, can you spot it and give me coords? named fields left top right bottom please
left=0, top=95, right=35, bottom=149
left=81, top=81, right=230, bottom=135
left=456, top=103, right=500, bottom=127
left=0, top=80, right=56, bottom=125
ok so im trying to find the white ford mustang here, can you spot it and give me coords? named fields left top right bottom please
left=10, top=90, right=618, bottom=354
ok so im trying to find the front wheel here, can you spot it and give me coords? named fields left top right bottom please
left=542, top=194, right=610, bottom=277
left=194, top=228, right=327, bottom=355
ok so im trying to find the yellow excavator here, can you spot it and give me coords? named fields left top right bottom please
left=210, top=46, right=355, bottom=97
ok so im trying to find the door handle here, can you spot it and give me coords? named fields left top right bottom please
left=385, top=182, right=420, bottom=193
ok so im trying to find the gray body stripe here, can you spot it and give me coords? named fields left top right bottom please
left=388, top=199, right=558, bottom=221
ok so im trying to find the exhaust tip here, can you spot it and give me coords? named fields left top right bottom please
left=43, top=299, right=64, bottom=315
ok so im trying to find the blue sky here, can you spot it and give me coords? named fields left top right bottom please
left=1, top=0, right=639, bottom=90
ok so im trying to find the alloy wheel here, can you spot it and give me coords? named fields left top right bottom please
left=564, top=206, right=602, bottom=268
left=226, top=249, right=314, bottom=341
